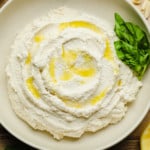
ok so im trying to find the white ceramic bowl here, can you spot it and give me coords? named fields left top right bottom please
left=0, top=0, right=150, bottom=149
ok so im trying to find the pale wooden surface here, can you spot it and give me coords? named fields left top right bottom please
left=0, top=0, right=150, bottom=149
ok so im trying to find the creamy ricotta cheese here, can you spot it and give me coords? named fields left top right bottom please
left=6, top=7, right=142, bottom=140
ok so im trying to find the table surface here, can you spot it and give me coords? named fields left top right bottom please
left=0, top=0, right=150, bottom=150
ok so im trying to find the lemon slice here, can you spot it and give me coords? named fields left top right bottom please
left=141, top=123, right=150, bottom=150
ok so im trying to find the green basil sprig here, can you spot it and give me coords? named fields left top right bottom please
left=114, top=13, right=150, bottom=80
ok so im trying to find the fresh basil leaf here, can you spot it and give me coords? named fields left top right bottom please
left=125, top=22, right=149, bottom=49
left=114, top=13, right=150, bottom=80
left=138, top=32, right=150, bottom=49
left=114, top=13, right=135, bottom=45
left=114, top=40, right=138, bottom=57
